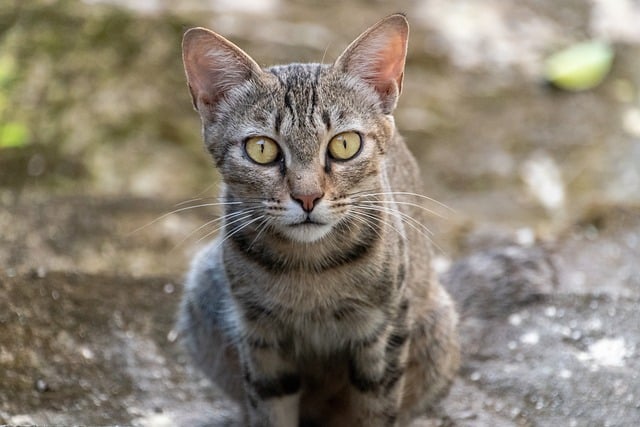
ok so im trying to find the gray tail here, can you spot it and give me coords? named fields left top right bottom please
left=441, top=244, right=557, bottom=320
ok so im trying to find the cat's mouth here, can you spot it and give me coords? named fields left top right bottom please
left=291, top=218, right=324, bottom=227
left=283, top=217, right=333, bottom=243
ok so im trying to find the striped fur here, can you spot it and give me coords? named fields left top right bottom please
left=178, top=14, right=459, bottom=427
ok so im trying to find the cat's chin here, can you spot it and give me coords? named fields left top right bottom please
left=281, top=222, right=333, bottom=244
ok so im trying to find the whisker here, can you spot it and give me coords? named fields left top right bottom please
left=128, top=200, right=264, bottom=236
left=169, top=217, right=225, bottom=253
left=348, top=208, right=405, bottom=242
left=173, top=196, right=223, bottom=207
left=351, top=190, right=455, bottom=213
left=361, top=204, right=446, bottom=255
left=215, top=215, right=266, bottom=250
left=179, top=181, right=220, bottom=205
left=359, top=204, right=434, bottom=238
left=247, top=217, right=272, bottom=251
left=346, top=211, right=386, bottom=241
left=169, top=208, right=262, bottom=252
left=356, top=205, right=440, bottom=252
left=195, top=212, right=257, bottom=245
left=357, top=200, right=447, bottom=220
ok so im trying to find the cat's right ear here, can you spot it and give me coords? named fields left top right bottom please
left=182, top=28, right=263, bottom=117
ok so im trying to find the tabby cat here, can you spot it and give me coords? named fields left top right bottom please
left=178, top=14, right=460, bottom=427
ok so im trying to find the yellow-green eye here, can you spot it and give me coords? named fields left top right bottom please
left=328, top=132, right=361, bottom=161
left=244, top=136, right=280, bottom=164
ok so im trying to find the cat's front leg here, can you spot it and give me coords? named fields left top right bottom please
left=347, top=324, right=410, bottom=426
left=239, top=340, right=301, bottom=427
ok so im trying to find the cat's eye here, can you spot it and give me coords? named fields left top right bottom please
left=244, top=136, right=280, bottom=165
left=327, top=132, right=362, bottom=161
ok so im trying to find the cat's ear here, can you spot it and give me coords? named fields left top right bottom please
left=182, top=27, right=263, bottom=117
left=335, top=14, right=409, bottom=114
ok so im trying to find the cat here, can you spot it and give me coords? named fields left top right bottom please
left=177, top=14, right=460, bottom=427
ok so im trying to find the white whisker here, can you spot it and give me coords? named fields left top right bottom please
left=348, top=207, right=406, bottom=242
left=173, top=196, right=220, bottom=207
left=357, top=199, right=447, bottom=220
left=196, top=211, right=258, bottom=245
left=128, top=200, right=251, bottom=235
left=247, top=217, right=272, bottom=251
left=355, top=204, right=433, bottom=235
left=169, top=208, right=262, bottom=252
left=351, top=190, right=454, bottom=213
left=355, top=204, right=442, bottom=253
left=214, top=215, right=266, bottom=250
left=346, top=211, right=387, bottom=241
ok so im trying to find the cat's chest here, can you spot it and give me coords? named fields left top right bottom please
left=288, top=301, right=388, bottom=356
left=224, top=237, right=401, bottom=352
left=236, top=273, right=392, bottom=354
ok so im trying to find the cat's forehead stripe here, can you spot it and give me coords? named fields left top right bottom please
left=269, top=64, right=325, bottom=121
left=267, top=64, right=329, bottom=162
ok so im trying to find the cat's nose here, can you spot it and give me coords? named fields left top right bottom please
left=292, top=192, right=324, bottom=213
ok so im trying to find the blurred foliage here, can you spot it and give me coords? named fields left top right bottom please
left=0, top=122, right=28, bottom=148
left=0, top=50, right=28, bottom=148
left=544, top=41, right=614, bottom=92
left=0, top=0, right=206, bottom=192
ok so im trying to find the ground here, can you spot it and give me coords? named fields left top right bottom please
left=1, top=1, right=640, bottom=426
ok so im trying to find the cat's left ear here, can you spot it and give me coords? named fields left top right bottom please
left=335, top=14, right=409, bottom=114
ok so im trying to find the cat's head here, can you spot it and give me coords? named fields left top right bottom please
left=182, top=14, right=408, bottom=243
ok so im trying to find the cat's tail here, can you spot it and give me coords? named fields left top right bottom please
left=440, top=244, right=557, bottom=356
left=442, top=244, right=557, bottom=319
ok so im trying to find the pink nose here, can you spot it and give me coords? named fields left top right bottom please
left=292, top=192, right=323, bottom=212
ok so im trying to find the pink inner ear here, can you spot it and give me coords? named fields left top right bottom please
left=184, top=40, right=235, bottom=107
left=375, top=33, right=406, bottom=86
left=186, top=55, right=212, bottom=101
left=336, top=16, right=409, bottom=108
left=183, top=28, right=262, bottom=111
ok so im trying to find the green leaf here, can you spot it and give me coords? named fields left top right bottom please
left=544, top=41, right=614, bottom=91
left=0, top=122, right=29, bottom=148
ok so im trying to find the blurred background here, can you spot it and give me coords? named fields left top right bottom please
left=1, top=0, right=639, bottom=425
